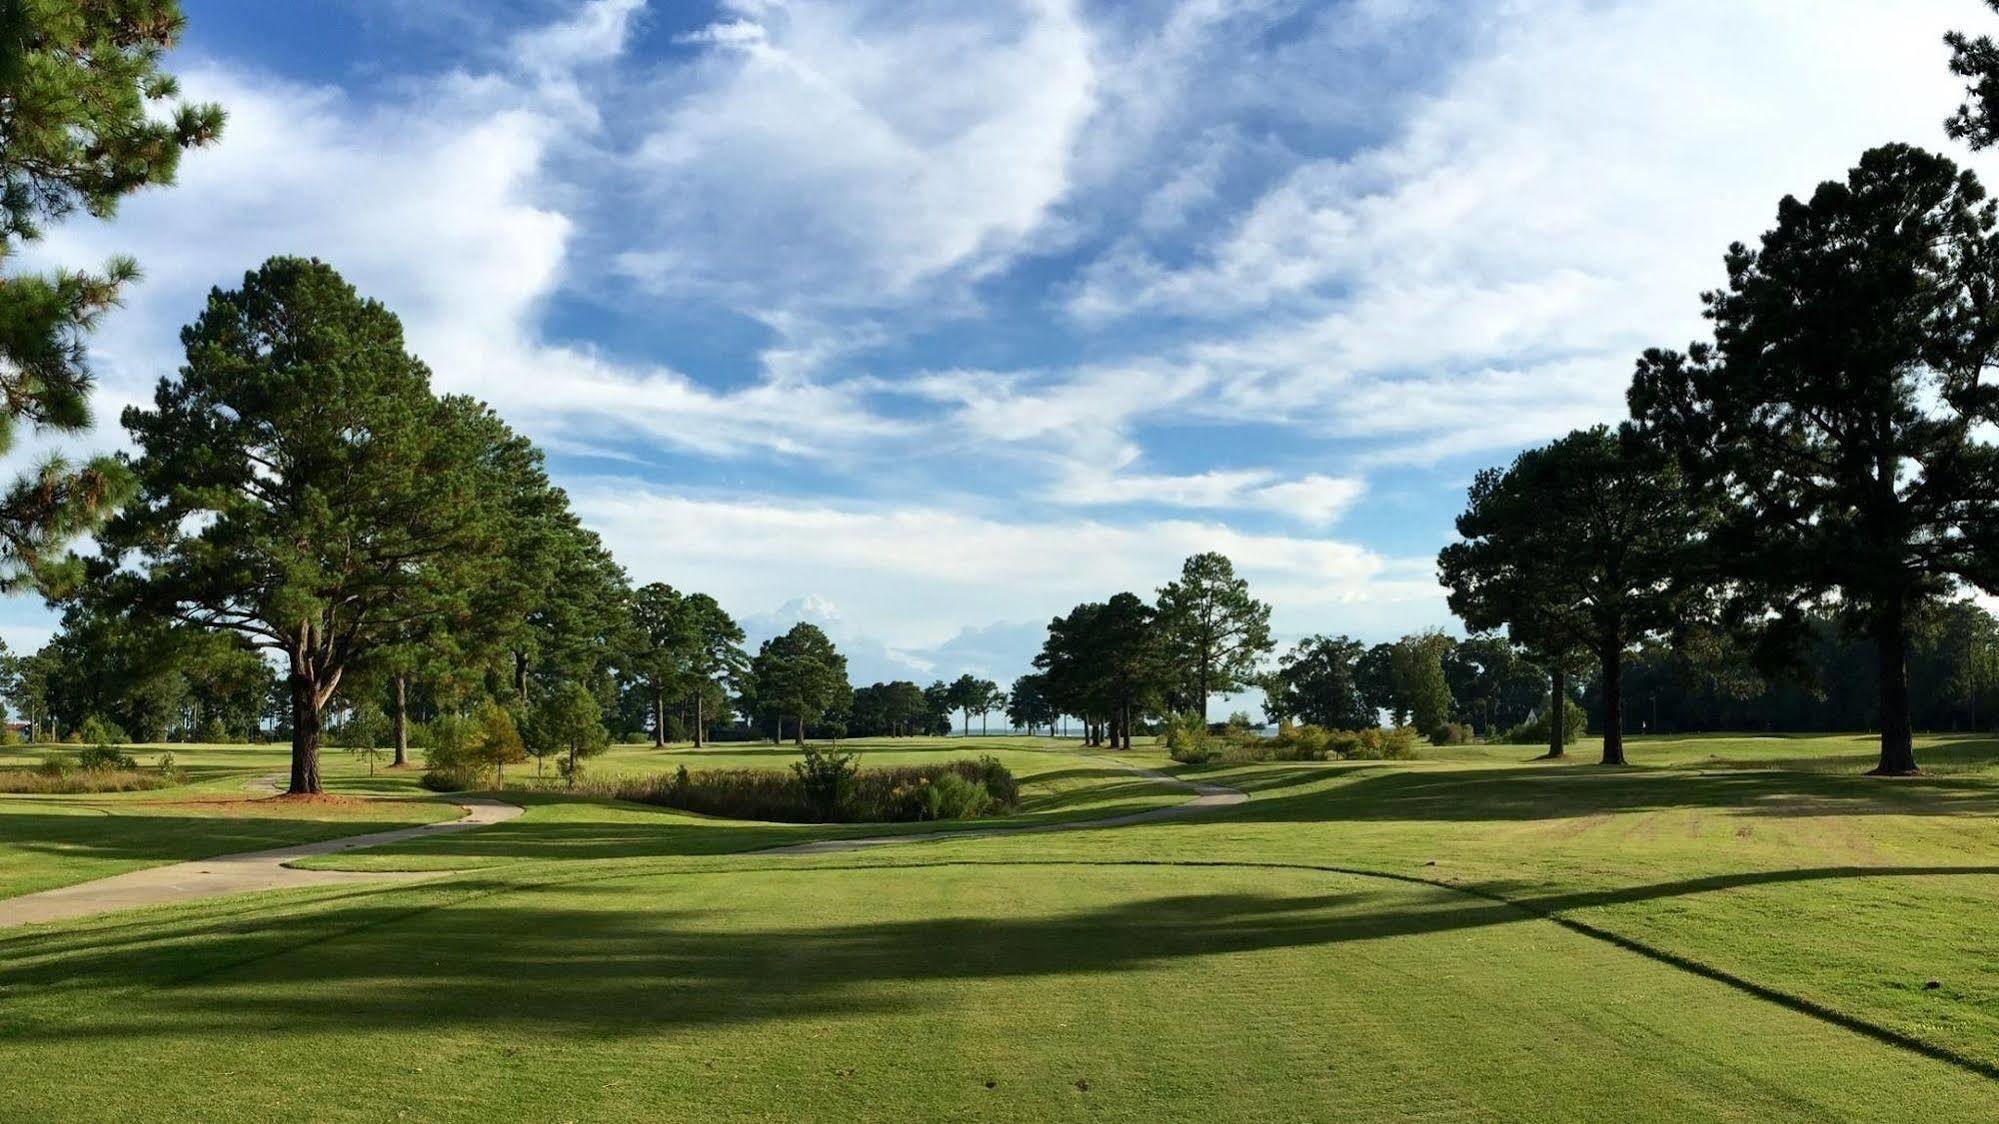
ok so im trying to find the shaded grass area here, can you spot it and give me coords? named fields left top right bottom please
left=1, top=863, right=1992, bottom=1122
left=12, top=732, right=1999, bottom=1119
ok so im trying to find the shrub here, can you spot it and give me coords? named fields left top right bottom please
left=420, top=765, right=484, bottom=793
left=920, top=771, right=990, bottom=820
left=36, top=752, right=74, bottom=777
left=1432, top=722, right=1474, bottom=746
left=574, top=757, right=1021, bottom=824
left=791, top=747, right=858, bottom=821
left=77, top=716, right=127, bottom=746
left=1504, top=699, right=1587, bottom=746
left=1333, top=727, right=1421, bottom=760
left=76, top=744, right=137, bottom=771
left=1163, top=712, right=1221, bottom=764
left=195, top=717, right=231, bottom=744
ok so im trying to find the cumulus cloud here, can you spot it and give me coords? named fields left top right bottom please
left=622, top=0, right=1098, bottom=305
left=569, top=479, right=1441, bottom=652
left=1064, top=0, right=1973, bottom=463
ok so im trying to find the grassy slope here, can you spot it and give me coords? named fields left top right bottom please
left=5, top=733, right=1999, bottom=1119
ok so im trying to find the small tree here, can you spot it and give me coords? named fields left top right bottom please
left=751, top=624, right=850, bottom=746
left=468, top=701, right=527, bottom=787
left=1156, top=553, right=1274, bottom=721
left=526, top=682, right=608, bottom=787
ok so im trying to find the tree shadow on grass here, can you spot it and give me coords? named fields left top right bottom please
left=6, top=855, right=1999, bottom=1075
left=1165, top=760, right=1999, bottom=827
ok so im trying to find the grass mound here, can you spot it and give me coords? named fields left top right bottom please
left=568, top=754, right=1021, bottom=823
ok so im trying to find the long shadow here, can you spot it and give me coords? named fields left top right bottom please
left=1147, top=759, right=1999, bottom=829
left=6, top=855, right=1998, bottom=1081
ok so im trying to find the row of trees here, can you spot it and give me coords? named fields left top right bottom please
left=1438, top=8, right=1999, bottom=775
left=1027, top=553, right=1273, bottom=748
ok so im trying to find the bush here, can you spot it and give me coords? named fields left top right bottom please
left=76, top=716, right=127, bottom=746
left=76, top=744, right=137, bottom=770
left=574, top=756, right=1021, bottom=824
left=1503, top=700, right=1587, bottom=747
left=419, top=765, right=484, bottom=793
left=1431, top=722, right=1474, bottom=746
left=1331, top=727, right=1420, bottom=760
left=1163, top=712, right=1221, bottom=763
left=919, top=771, right=989, bottom=820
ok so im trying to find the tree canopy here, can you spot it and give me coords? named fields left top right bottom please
left=1440, top=425, right=1704, bottom=764
left=99, top=257, right=517, bottom=792
left=1630, top=144, right=1999, bottom=774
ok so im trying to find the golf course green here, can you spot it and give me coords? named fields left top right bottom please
left=3, top=733, right=1997, bottom=1121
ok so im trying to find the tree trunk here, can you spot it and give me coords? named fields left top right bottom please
left=654, top=690, right=666, bottom=749
left=795, top=713, right=805, bottom=747
left=391, top=674, right=410, bottom=768
left=693, top=691, right=705, bottom=748
left=1599, top=644, right=1626, bottom=766
left=1198, top=653, right=1210, bottom=723
left=289, top=674, right=323, bottom=795
left=514, top=650, right=529, bottom=706
left=962, top=711, right=969, bottom=737
left=1547, top=665, right=1567, bottom=760
left=982, top=711, right=988, bottom=736
left=1872, top=594, right=1918, bottom=775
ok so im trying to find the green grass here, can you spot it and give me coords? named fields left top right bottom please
left=6, top=732, right=1999, bottom=1119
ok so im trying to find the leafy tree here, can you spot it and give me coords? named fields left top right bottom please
left=1006, top=672, right=1057, bottom=735
left=1442, top=635, right=1544, bottom=736
left=1354, top=643, right=1399, bottom=725
left=1440, top=425, right=1704, bottom=764
left=628, top=582, right=694, bottom=747
left=921, top=680, right=954, bottom=736
left=466, top=699, right=527, bottom=786
left=1389, top=631, right=1454, bottom=741
left=681, top=593, right=746, bottom=747
left=884, top=679, right=928, bottom=736
left=1268, top=635, right=1375, bottom=730
left=100, top=257, right=512, bottom=793
left=0, top=1, right=223, bottom=592
left=1630, top=144, right=1999, bottom=774
left=1156, top=552, right=1274, bottom=721
left=751, top=623, right=850, bottom=746
left=525, top=681, right=608, bottom=787
left=946, top=674, right=978, bottom=736
left=1036, top=594, right=1165, bottom=749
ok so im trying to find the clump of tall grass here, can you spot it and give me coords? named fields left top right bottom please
left=564, top=754, right=1021, bottom=824
left=0, top=750, right=186, bottom=793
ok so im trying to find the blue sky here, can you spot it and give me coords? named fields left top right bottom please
left=8, top=0, right=1987, bottom=686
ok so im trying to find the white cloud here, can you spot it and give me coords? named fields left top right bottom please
left=1063, top=0, right=1975, bottom=462
left=569, top=480, right=1440, bottom=653
left=624, top=0, right=1098, bottom=305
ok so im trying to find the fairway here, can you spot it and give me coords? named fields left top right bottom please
left=5, top=734, right=1999, bottom=1121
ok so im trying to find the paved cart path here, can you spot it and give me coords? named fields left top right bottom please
left=0, top=797, right=523, bottom=930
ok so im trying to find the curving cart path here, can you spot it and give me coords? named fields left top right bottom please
left=0, top=797, right=522, bottom=930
